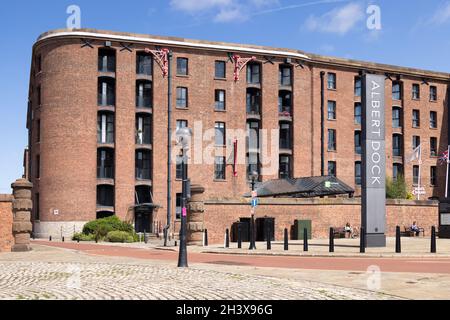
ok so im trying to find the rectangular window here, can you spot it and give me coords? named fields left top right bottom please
left=136, top=52, right=152, bottom=75
left=215, top=90, right=226, bottom=111
left=393, top=163, right=403, bottom=181
left=279, top=156, right=292, bottom=179
left=176, top=87, right=188, bottom=108
left=36, top=55, right=42, bottom=74
left=215, top=61, right=226, bottom=79
left=412, top=84, right=420, bottom=100
left=392, top=81, right=402, bottom=100
left=430, top=86, right=437, bottom=101
left=327, top=73, right=336, bottom=90
left=413, top=165, right=419, bottom=185
left=97, top=113, right=114, bottom=144
left=328, top=129, right=336, bottom=151
left=355, top=162, right=362, bottom=185
left=280, top=123, right=292, bottom=150
left=327, top=101, right=336, bottom=120
left=135, top=151, right=151, bottom=180
left=176, top=156, right=183, bottom=180
left=430, top=137, right=438, bottom=157
left=430, top=111, right=437, bottom=129
left=176, top=120, right=188, bottom=130
left=393, top=134, right=402, bottom=157
left=392, top=107, right=402, bottom=128
left=98, top=49, right=116, bottom=73
left=247, top=152, right=260, bottom=179
left=36, top=119, right=41, bottom=143
left=37, top=86, right=41, bottom=106
left=412, top=110, right=420, bottom=128
left=412, top=136, right=420, bottom=150
left=214, top=157, right=226, bottom=180
left=175, top=193, right=182, bottom=220
left=97, top=149, right=115, bottom=179
left=135, top=115, right=151, bottom=145
left=247, top=63, right=261, bottom=84
left=328, top=161, right=336, bottom=177
left=136, top=81, right=152, bottom=108
left=279, top=65, right=292, bottom=86
left=354, top=103, right=362, bottom=125
left=98, top=78, right=115, bottom=106
left=431, top=166, right=437, bottom=186
left=177, top=58, right=188, bottom=76
left=354, top=131, right=362, bottom=155
left=36, top=155, right=40, bottom=179
left=215, top=122, right=226, bottom=146
left=354, top=76, right=361, bottom=97
left=35, top=193, right=40, bottom=221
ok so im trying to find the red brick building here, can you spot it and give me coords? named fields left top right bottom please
left=27, top=29, right=449, bottom=239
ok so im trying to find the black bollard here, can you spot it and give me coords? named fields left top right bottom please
left=360, top=227, right=366, bottom=253
left=284, top=228, right=289, bottom=251
left=237, top=224, right=242, bottom=249
left=303, top=228, right=309, bottom=252
left=225, top=229, right=230, bottom=248
left=49, top=236, right=52, bottom=242
left=175, top=240, right=178, bottom=247
left=266, top=226, right=271, bottom=250
left=431, top=226, right=437, bottom=253
left=204, top=229, right=208, bottom=247
left=329, top=228, right=334, bottom=253
left=77, top=238, right=80, bottom=243
left=395, top=226, right=401, bottom=253
left=62, top=236, right=65, bottom=242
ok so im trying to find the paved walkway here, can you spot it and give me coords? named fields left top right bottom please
left=0, top=245, right=397, bottom=300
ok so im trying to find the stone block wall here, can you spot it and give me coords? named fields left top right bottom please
left=0, top=195, right=13, bottom=252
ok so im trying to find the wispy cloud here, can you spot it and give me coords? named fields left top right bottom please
left=304, top=2, right=364, bottom=35
left=430, top=1, right=450, bottom=25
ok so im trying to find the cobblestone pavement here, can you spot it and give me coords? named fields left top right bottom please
left=0, top=247, right=399, bottom=300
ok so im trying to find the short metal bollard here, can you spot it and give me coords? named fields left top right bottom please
left=144, top=230, right=148, bottom=244
left=175, top=240, right=178, bottom=247
left=395, top=226, right=401, bottom=253
left=431, top=226, right=437, bottom=253
left=237, top=224, right=242, bottom=249
left=225, top=229, right=230, bottom=248
left=266, top=227, right=271, bottom=251
left=360, top=226, right=365, bottom=253
left=284, top=228, right=289, bottom=251
left=329, top=228, right=334, bottom=253
left=303, top=228, right=308, bottom=252
left=62, top=237, right=65, bottom=243
left=49, top=236, right=52, bottom=242
left=204, top=229, right=208, bottom=247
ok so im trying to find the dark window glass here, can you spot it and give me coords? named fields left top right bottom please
left=413, top=165, right=419, bottom=185
left=246, top=88, right=261, bottom=114
left=136, top=52, right=152, bottom=75
left=327, top=101, right=336, bottom=120
left=97, top=149, right=114, bottom=179
left=430, top=86, right=437, bottom=101
left=247, top=121, right=260, bottom=151
left=279, top=65, right=292, bottom=86
left=328, top=161, right=336, bottom=177
left=279, top=156, right=292, bottom=179
left=412, top=84, right=420, bottom=100
left=392, top=81, right=402, bottom=100
left=280, top=123, right=292, bottom=149
left=392, top=107, right=402, bottom=128
left=278, top=91, right=292, bottom=115
left=35, top=193, right=40, bottom=221
left=176, top=156, right=183, bottom=180
left=430, top=111, right=437, bottom=128
left=175, top=193, right=182, bottom=220
left=176, top=120, right=188, bottom=130
left=36, top=119, right=41, bottom=143
left=393, top=134, right=402, bottom=157
left=136, top=81, right=152, bottom=108
left=36, top=55, right=42, bottom=74
left=98, top=49, right=116, bottom=73
left=354, top=103, right=362, bottom=125
left=393, top=163, right=403, bottom=181
left=36, top=155, right=40, bottom=179
left=354, top=76, right=361, bottom=97
left=98, top=77, right=115, bottom=106
left=136, top=115, right=152, bottom=145
left=37, top=86, right=41, bottom=106
left=97, top=185, right=114, bottom=207
left=355, top=131, right=362, bottom=155
left=412, top=110, right=420, bottom=128
left=247, top=152, right=260, bottom=180
left=135, top=186, right=152, bottom=205
left=431, top=166, right=437, bottom=186
left=328, top=129, right=336, bottom=151
left=136, top=150, right=151, bottom=180
left=247, top=63, right=261, bottom=84
left=412, top=136, right=420, bottom=150
left=215, top=61, right=226, bottom=78
left=430, top=137, right=438, bottom=157
left=355, top=162, right=362, bottom=185
left=215, top=90, right=226, bottom=110
left=176, top=87, right=188, bottom=108
left=177, top=58, right=188, bottom=75
left=214, top=157, right=226, bottom=180
left=215, top=122, right=226, bottom=146
left=327, top=73, right=336, bottom=90
left=97, top=113, right=114, bottom=144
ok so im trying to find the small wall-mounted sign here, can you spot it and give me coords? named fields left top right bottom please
left=53, top=209, right=59, bottom=216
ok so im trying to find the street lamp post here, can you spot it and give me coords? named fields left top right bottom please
left=249, top=171, right=258, bottom=250
left=176, top=127, right=192, bottom=268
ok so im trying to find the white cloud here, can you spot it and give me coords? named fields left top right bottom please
left=170, top=0, right=233, bottom=13
left=304, top=2, right=365, bottom=35
left=214, top=8, right=248, bottom=22
left=430, top=1, right=450, bottom=25
left=249, top=0, right=280, bottom=8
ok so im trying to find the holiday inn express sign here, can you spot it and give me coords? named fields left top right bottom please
left=362, top=74, right=386, bottom=247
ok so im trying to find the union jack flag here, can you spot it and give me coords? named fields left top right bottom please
left=439, top=150, right=449, bottom=165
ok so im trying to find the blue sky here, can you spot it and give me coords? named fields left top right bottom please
left=1, top=0, right=450, bottom=192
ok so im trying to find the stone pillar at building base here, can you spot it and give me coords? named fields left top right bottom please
left=11, top=179, right=33, bottom=252
left=365, top=234, right=386, bottom=248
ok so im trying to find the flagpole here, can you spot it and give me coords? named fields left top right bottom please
left=446, top=145, right=450, bottom=199
left=417, top=145, right=422, bottom=201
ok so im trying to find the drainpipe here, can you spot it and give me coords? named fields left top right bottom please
left=164, top=51, right=173, bottom=246
left=320, top=71, right=325, bottom=176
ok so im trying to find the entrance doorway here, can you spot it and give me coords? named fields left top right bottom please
left=134, top=207, right=153, bottom=233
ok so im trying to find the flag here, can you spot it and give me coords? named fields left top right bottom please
left=406, top=145, right=421, bottom=164
left=439, top=149, right=449, bottom=165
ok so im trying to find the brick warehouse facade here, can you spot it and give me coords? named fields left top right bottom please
left=26, top=28, right=448, bottom=239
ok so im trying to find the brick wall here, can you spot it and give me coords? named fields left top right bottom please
left=0, top=195, right=13, bottom=252
left=202, top=197, right=438, bottom=244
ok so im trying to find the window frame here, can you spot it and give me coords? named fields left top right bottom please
left=327, top=73, right=336, bottom=90
left=176, top=57, right=189, bottom=76
left=215, top=61, right=226, bottom=79
left=328, top=129, right=336, bottom=151
left=176, top=87, right=188, bottom=108
left=215, top=89, right=226, bottom=111
left=214, top=156, right=226, bottom=180
left=327, top=100, right=336, bottom=120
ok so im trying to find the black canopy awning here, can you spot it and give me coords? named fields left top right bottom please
left=245, top=176, right=355, bottom=198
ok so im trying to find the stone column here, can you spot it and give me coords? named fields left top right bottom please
left=11, top=179, right=33, bottom=252
left=187, top=184, right=205, bottom=245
